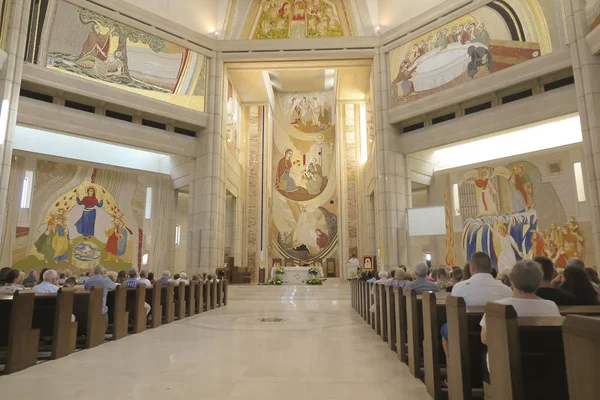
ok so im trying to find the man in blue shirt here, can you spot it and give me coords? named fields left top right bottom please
left=406, top=263, right=439, bottom=293
left=156, top=271, right=171, bottom=285
left=123, top=268, right=152, bottom=316
left=84, top=265, right=116, bottom=331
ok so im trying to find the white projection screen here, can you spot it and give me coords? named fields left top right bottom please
left=407, top=206, right=446, bottom=237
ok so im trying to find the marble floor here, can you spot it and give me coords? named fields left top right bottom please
left=0, top=283, right=430, bottom=400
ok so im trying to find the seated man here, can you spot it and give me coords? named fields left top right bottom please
left=441, top=252, right=513, bottom=363
left=123, top=268, right=151, bottom=316
left=84, top=265, right=116, bottom=331
left=405, top=263, right=439, bottom=293
left=138, top=270, right=152, bottom=287
left=156, top=271, right=171, bottom=285
left=32, top=269, right=61, bottom=293
left=33, top=269, right=76, bottom=322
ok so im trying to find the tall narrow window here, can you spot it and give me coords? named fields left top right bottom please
left=20, top=170, right=33, bottom=208
left=452, top=183, right=460, bottom=216
left=145, top=187, right=152, bottom=219
left=574, top=162, right=586, bottom=202
left=360, top=103, right=368, bottom=165
left=175, top=225, right=181, bottom=246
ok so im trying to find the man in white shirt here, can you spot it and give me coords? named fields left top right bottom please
left=32, top=269, right=61, bottom=294
left=441, top=252, right=512, bottom=356
left=349, top=254, right=360, bottom=267
left=138, top=270, right=152, bottom=287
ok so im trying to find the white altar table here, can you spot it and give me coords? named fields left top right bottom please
left=271, top=266, right=324, bottom=284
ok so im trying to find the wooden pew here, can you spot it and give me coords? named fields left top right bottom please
left=374, top=283, right=382, bottom=335
left=446, top=296, right=486, bottom=400
left=422, top=291, right=449, bottom=400
left=223, top=279, right=228, bottom=306
left=126, top=285, right=146, bottom=334
left=405, top=289, right=448, bottom=380
left=393, top=287, right=408, bottom=363
left=206, top=281, right=213, bottom=311
left=369, top=282, right=374, bottom=328
left=0, top=292, right=40, bottom=374
left=377, top=284, right=387, bottom=342
left=446, top=301, right=600, bottom=400
left=106, top=285, right=128, bottom=340
left=32, top=289, right=77, bottom=360
left=486, top=303, right=568, bottom=400
left=186, top=282, right=196, bottom=316
left=195, top=281, right=204, bottom=314
left=145, top=285, right=162, bottom=328
left=72, top=287, right=104, bottom=349
left=211, top=280, right=217, bottom=309
left=217, top=280, right=224, bottom=307
left=161, top=283, right=175, bottom=324
left=386, top=285, right=396, bottom=351
left=361, top=281, right=366, bottom=320
left=174, top=282, right=186, bottom=320
left=563, top=315, right=600, bottom=400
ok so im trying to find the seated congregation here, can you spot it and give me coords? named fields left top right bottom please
left=351, top=253, right=600, bottom=400
left=0, top=265, right=228, bottom=374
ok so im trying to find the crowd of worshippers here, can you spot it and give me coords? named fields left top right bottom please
left=0, top=266, right=219, bottom=331
left=360, top=252, right=600, bottom=382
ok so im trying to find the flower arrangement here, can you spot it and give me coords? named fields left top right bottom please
left=267, top=275, right=285, bottom=285
left=306, top=278, right=323, bottom=285
left=274, top=266, right=285, bottom=275
left=347, top=272, right=360, bottom=281
left=308, top=266, right=320, bottom=276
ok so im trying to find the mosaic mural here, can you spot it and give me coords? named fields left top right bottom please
left=458, top=161, right=583, bottom=270
left=26, top=1, right=207, bottom=112
left=250, top=0, right=352, bottom=39
left=389, top=0, right=557, bottom=107
left=587, top=0, right=600, bottom=31
left=12, top=160, right=145, bottom=273
left=270, top=90, right=338, bottom=263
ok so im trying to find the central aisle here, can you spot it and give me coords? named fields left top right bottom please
left=0, top=284, right=430, bottom=400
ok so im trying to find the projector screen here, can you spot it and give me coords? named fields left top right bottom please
left=408, top=206, right=446, bottom=237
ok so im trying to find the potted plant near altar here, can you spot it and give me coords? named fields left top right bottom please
left=274, top=266, right=285, bottom=276
left=267, top=275, right=285, bottom=285
left=306, top=266, right=324, bottom=285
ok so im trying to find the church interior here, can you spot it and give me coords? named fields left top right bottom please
left=1, top=0, right=600, bottom=399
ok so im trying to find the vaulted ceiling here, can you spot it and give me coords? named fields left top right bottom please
left=122, top=0, right=446, bottom=38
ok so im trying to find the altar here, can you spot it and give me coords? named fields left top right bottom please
left=271, top=266, right=324, bottom=284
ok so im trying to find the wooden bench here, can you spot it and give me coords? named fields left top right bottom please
left=446, top=297, right=486, bottom=400
left=32, top=289, right=78, bottom=360
left=563, top=315, right=600, bottom=400
left=374, top=283, right=382, bottom=335
left=205, top=281, right=213, bottom=311
left=145, top=285, right=162, bottom=328
left=160, top=284, right=175, bottom=324
left=186, top=282, right=196, bottom=316
left=369, top=282, right=374, bottom=328
left=126, top=285, right=147, bottom=334
left=222, top=279, right=228, bottom=306
left=174, top=282, right=186, bottom=320
left=386, top=285, right=396, bottom=351
left=377, top=284, right=388, bottom=342
left=195, top=280, right=204, bottom=314
left=106, top=285, right=128, bottom=340
left=486, top=303, right=568, bottom=400
left=393, top=287, right=408, bottom=363
left=211, top=280, right=218, bottom=309
left=217, top=280, right=224, bottom=307
left=72, top=287, right=104, bottom=349
left=422, top=291, right=450, bottom=400
left=0, top=291, right=40, bottom=374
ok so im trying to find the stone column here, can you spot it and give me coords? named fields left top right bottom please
left=0, top=0, right=31, bottom=248
left=372, top=47, right=410, bottom=272
left=567, top=0, right=600, bottom=261
left=188, top=53, right=227, bottom=276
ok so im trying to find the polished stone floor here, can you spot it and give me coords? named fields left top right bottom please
left=0, top=283, right=430, bottom=399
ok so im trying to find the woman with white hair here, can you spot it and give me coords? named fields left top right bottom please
left=480, top=260, right=560, bottom=372
left=369, top=271, right=389, bottom=313
left=390, top=268, right=409, bottom=289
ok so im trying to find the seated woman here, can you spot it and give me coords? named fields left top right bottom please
left=480, top=260, right=561, bottom=374
left=369, top=271, right=389, bottom=313
left=390, top=268, right=409, bottom=289
left=551, top=265, right=599, bottom=305
left=436, top=268, right=452, bottom=291
left=449, top=267, right=463, bottom=285
left=0, top=269, right=22, bottom=294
